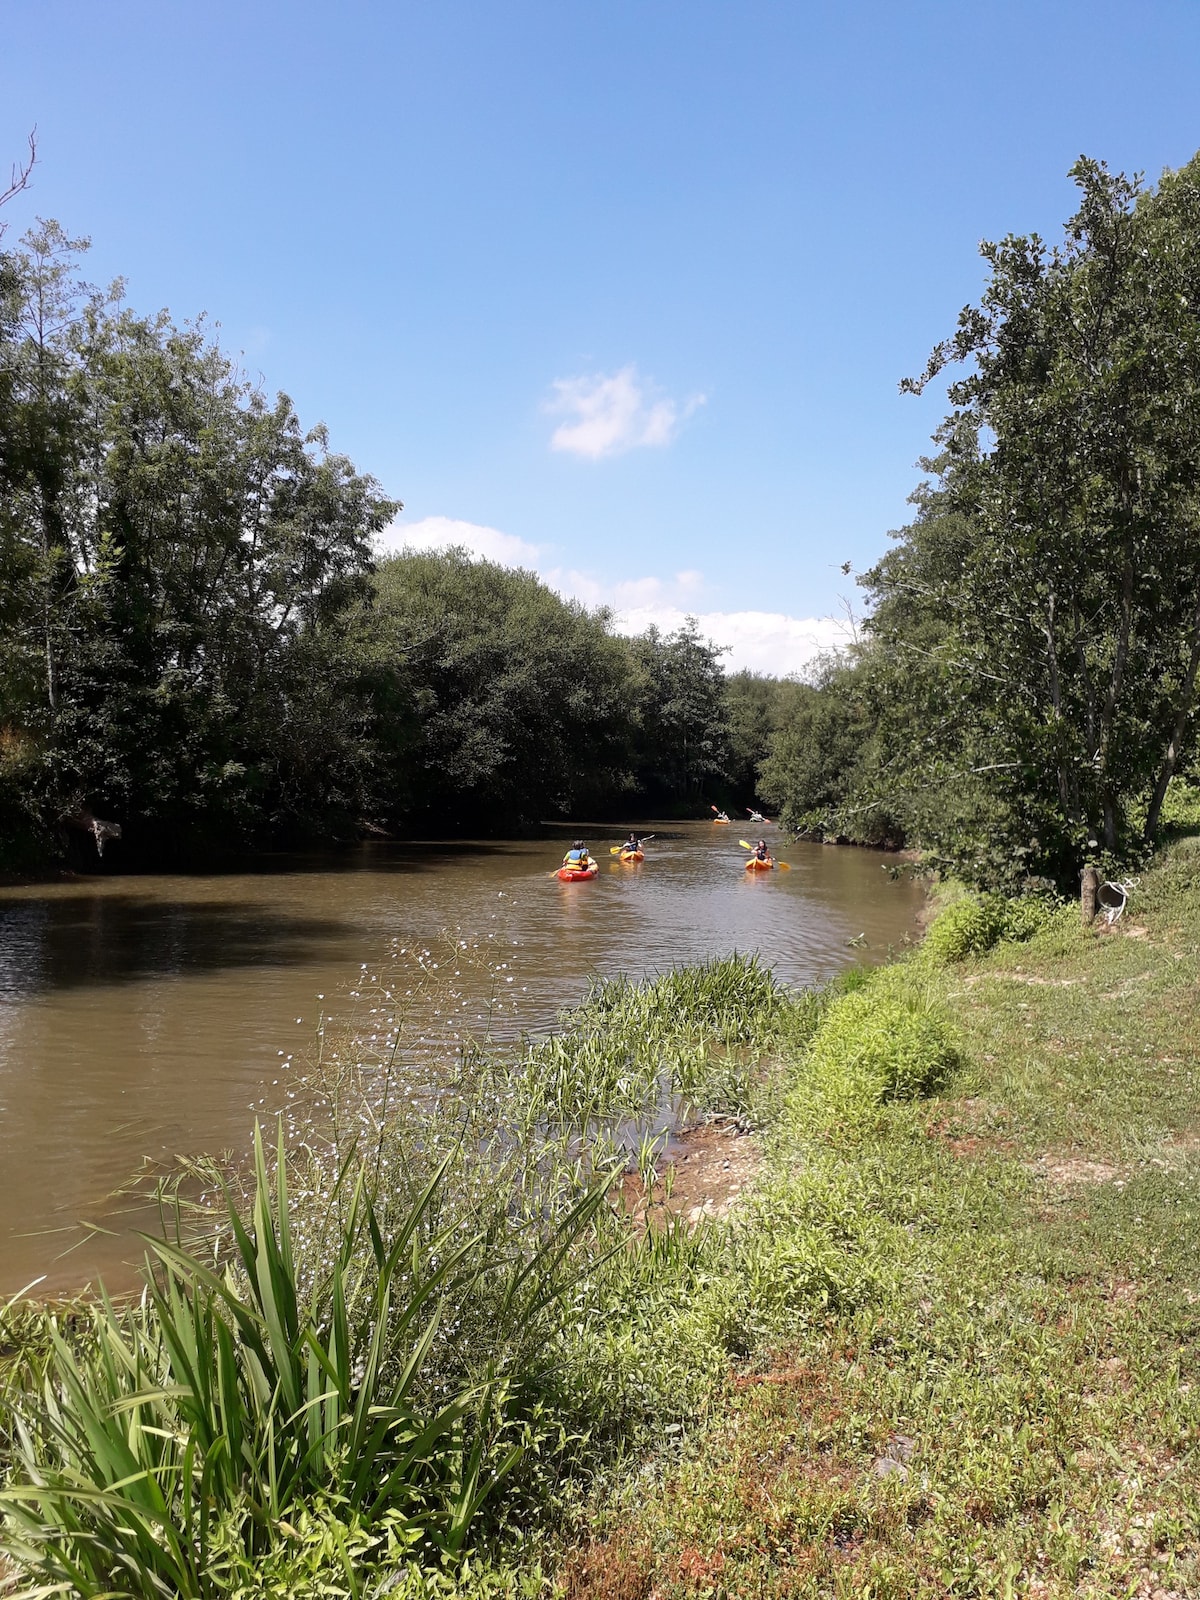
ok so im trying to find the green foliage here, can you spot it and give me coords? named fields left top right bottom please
left=368, top=550, right=634, bottom=830
left=719, top=669, right=801, bottom=807
left=758, top=153, right=1200, bottom=890
left=1157, top=777, right=1200, bottom=838
left=567, top=835, right=1200, bottom=1599
left=921, top=891, right=1061, bottom=964
left=1, top=1126, right=607, bottom=1598
left=921, top=894, right=1009, bottom=963
left=0, top=944, right=967, bottom=1596
left=757, top=655, right=902, bottom=845
left=623, top=618, right=731, bottom=806
left=512, top=954, right=789, bottom=1130
left=0, top=221, right=742, bottom=866
left=803, top=976, right=958, bottom=1111
left=0, top=223, right=400, bottom=865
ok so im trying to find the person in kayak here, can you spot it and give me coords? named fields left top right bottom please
left=753, top=838, right=771, bottom=862
left=563, top=840, right=593, bottom=869
left=623, top=832, right=642, bottom=855
left=747, top=809, right=767, bottom=823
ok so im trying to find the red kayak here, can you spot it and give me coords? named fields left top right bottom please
left=557, top=863, right=599, bottom=881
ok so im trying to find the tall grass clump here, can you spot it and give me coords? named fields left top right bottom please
left=0, top=1127, right=609, bottom=1599
left=510, top=954, right=787, bottom=1138
left=801, top=971, right=958, bottom=1116
left=921, top=891, right=1060, bottom=964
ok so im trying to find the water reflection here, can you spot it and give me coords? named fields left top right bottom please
left=0, top=897, right=351, bottom=998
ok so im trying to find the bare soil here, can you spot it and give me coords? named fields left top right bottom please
left=614, top=1119, right=762, bottom=1230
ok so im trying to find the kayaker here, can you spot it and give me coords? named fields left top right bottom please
left=753, top=838, right=770, bottom=862
left=623, top=832, right=642, bottom=854
left=747, top=809, right=767, bottom=823
left=563, top=840, right=592, bottom=869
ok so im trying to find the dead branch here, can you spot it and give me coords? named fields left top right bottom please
left=0, top=128, right=37, bottom=212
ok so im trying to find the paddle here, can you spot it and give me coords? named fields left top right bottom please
left=738, top=839, right=791, bottom=870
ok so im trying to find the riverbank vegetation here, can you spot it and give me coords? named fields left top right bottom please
left=0, top=949, right=912, bottom=1596
left=755, top=153, right=1200, bottom=891
left=0, top=216, right=742, bottom=872
left=561, top=843, right=1200, bottom=1599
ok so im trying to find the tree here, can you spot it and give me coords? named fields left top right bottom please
left=0, top=223, right=398, bottom=862
left=723, top=670, right=801, bottom=807
left=367, top=549, right=634, bottom=829
left=625, top=619, right=730, bottom=803
left=868, top=153, right=1200, bottom=881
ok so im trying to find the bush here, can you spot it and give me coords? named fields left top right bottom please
left=803, top=979, right=958, bottom=1113
left=921, top=891, right=1059, bottom=964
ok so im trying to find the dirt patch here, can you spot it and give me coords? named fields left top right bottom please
left=1160, top=1130, right=1200, bottom=1158
left=614, top=1119, right=761, bottom=1230
left=961, top=970, right=1080, bottom=988
left=1027, top=1154, right=1123, bottom=1187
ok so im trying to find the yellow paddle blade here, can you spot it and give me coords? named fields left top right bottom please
left=776, top=860, right=791, bottom=870
left=609, top=846, right=622, bottom=854
left=738, top=839, right=753, bottom=849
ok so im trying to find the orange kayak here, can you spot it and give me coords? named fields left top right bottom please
left=619, top=850, right=644, bottom=863
left=745, top=856, right=774, bottom=871
left=557, top=863, right=598, bottom=881
left=712, top=818, right=730, bottom=825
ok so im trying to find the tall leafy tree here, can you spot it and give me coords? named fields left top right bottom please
left=625, top=619, right=730, bottom=803
left=900, top=155, right=1200, bottom=869
left=0, top=224, right=397, bottom=860
left=368, top=549, right=635, bottom=829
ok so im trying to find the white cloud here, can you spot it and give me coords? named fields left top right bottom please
left=541, top=566, right=709, bottom=613
left=611, top=607, right=853, bottom=677
left=546, top=364, right=705, bottom=459
left=376, top=515, right=543, bottom=569
left=374, top=516, right=847, bottom=676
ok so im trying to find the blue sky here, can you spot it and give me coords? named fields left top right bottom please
left=5, top=1, right=1200, bottom=670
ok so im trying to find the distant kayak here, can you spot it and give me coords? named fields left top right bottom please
left=619, top=849, right=644, bottom=863
left=557, top=863, right=599, bottom=881
left=744, top=856, right=774, bottom=871
left=712, top=818, right=730, bottom=825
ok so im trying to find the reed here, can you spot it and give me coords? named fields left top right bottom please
left=0, top=1127, right=608, bottom=1598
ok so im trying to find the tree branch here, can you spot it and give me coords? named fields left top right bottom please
left=0, top=128, right=37, bottom=213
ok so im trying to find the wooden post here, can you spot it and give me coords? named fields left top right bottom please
left=1080, top=865, right=1100, bottom=926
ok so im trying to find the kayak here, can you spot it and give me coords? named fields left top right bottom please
left=619, top=849, right=644, bottom=863
left=557, top=863, right=598, bottom=881
left=745, top=856, right=774, bottom=871
left=712, top=817, right=730, bottom=825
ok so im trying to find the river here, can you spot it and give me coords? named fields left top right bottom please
left=0, top=823, right=924, bottom=1293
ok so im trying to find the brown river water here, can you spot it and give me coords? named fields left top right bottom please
left=0, top=823, right=924, bottom=1294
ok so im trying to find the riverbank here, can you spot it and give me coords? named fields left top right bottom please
left=558, top=846, right=1200, bottom=1599
left=4, top=844, right=1199, bottom=1596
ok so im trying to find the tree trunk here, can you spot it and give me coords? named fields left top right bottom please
left=1080, top=865, right=1100, bottom=925
left=1144, top=593, right=1200, bottom=843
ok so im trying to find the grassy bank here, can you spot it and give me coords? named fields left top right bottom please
left=4, top=846, right=1200, bottom=1597
left=562, top=851, right=1200, bottom=1599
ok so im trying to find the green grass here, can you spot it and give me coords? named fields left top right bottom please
left=558, top=843, right=1200, bottom=1599
left=0, top=955, right=839, bottom=1598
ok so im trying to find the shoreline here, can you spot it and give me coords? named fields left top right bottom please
left=18, top=853, right=1199, bottom=1594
